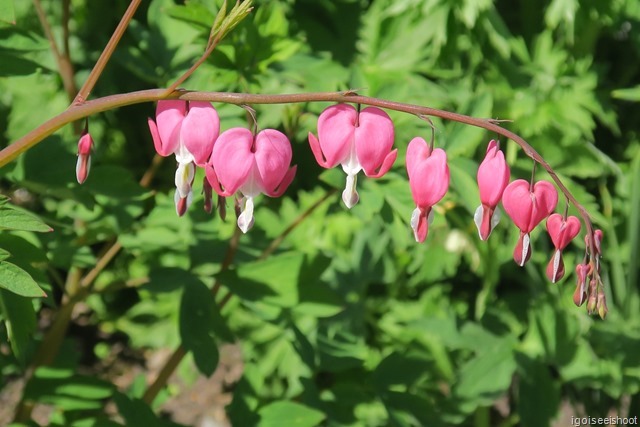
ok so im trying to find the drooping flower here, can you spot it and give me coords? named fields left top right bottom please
left=502, top=179, right=558, bottom=266
left=206, top=128, right=297, bottom=233
left=474, top=140, right=510, bottom=240
left=405, top=137, right=450, bottom=242
left=545, top=213, right=581, bottom=283
left=148, top=100, right=220, bottom=215
left=76, top=131, right=94, bottom=184
left=308, top=104, right=397, bottom=208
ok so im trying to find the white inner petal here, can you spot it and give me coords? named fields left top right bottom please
left=473, top=205, right=483, bottom=239
left=174, top=137, right=195, bottom=164
left=237, top=196, right=255, bottom=233
left=175, top=162, right=195, bottom=198
left=342, top=173, right=359, bottom=209
left=491, top=207, right=501, bottom=232
left=551, top=249, right=562, bottom=283
left=520, top=233, right=531, bottom=266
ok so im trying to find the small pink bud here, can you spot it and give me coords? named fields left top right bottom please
left=406, top=137, right=450, bottom=242
left=474, top=140, right=510, bottom=240
left=76, top=132, right=94, bottom=184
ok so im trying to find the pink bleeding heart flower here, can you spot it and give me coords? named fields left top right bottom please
left=502, top=179, right=558, bottom=266
left=206, top=128, right=297, bottom=233
left=545, top=213, right=581, bottom=283
left=406, top=137, right=450, bottom=242
left=474, top=140, right=510, bottom=240
left=308, top=104, right=397, bottom=208
left=76, top=131, right=94, bottom=184
left=148, top=100, right=220, bottom=216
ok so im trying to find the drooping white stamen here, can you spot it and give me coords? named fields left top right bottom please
left=175, top=162, right=195, bottom=198
left=410, top=207, right=421, bottom=234
left=520, top=233, right=531, bottom=267
left=342, top=173, right=359, bottom=209
left=551, top=249, right=562, bottom=283
left=473, top=205, right=483, bottom=239
left=237, top=196, right=255, bottom=233
left=491, top=207, right=501, bottom=231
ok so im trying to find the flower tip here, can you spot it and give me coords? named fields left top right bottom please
left=75, top=154, right=91, bottom=184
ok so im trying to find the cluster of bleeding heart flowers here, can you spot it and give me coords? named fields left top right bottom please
left=78, top=99, right=605, bottom=315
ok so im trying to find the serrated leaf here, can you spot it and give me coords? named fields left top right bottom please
left=258, top=401, right=325, bottom=427
left=0, top=205, right=52, bottom=232
left=0, top=261, right=46, bottom=297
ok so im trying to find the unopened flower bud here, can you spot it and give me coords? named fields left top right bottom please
left=586, top=279, right=598, bottom=314
left=76, top=132, right=94, bottom=184
left=217, top=195, right=227, bottom=221
left=573, top=263, right=590, bottom=306
left=597, top=289, right=608, bottom=319
left=203, top=177, right=213, bottom=214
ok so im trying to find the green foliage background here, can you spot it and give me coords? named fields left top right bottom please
left=1, top=0, right=640, bottom=426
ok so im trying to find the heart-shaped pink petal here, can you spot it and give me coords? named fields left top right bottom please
left=152, top=100, right=186, bottom=156
left=477, top=140, right=510, bottom=207
left=502, top=179, right=558, bottom=233
left=355, top=107, right=396, bottom=177
left=181, top=101, right=220, bottom=166
left=406, top=135, right=432, bottom=177
left=208, top=128, right=254, bottom=196
left=309, top=104, right=355, bottom=168
left=529, top=180, right=558, bottom=230
left=408, top=145, right=450, bottom=208
left=546, top=213, right=581, bottom=250
left=254, top=129, right=294, bottom=195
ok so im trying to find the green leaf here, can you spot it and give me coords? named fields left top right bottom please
left=0, top=288, right=37, bottom=364
left=0, top=261, right=46, bottom=297
left=167, top=4, right=215, bottom=30
left=216, top=252, right=304, bottom=308
left=24, top=367, right=114, bottom=410
left=258, top=401, right=325, bottom=427
left=0, top=205, right=52, bottom=232
left=179, top=279, right=219, bottom=376
left=454, top=337, right=516, bottom=404
left=613, top=86, right=640, bottom=102
left=516, top=354, right=561, bottom=427
left=0, top=0, right=16, bottom=24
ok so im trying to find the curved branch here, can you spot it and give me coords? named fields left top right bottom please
left=0, top=88, right=597, bottom=260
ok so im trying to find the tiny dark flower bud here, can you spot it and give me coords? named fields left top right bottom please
left=217, top=195, right=227, bottom=221
left=203, top=177, right=213, bottom=214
